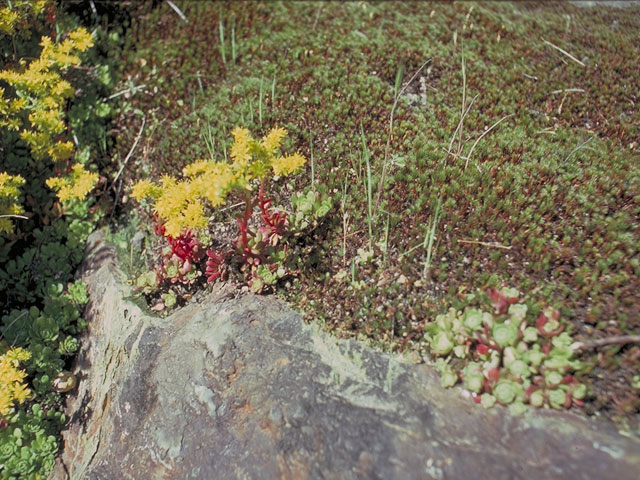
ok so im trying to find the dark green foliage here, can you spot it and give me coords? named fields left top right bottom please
left=0, top=2, right=124, bottom=477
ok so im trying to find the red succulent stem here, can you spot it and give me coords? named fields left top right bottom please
left=475, top=332, right=501, bottom=352
left=563, top=392, right=573, bottom=409
left=524, top=384, right=538, bottom=402
left=237, top=189, right=255, bottom=257
left=257, top=179, right=277, bottom=227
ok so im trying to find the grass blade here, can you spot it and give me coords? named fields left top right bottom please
left=422, top=197, right=442, bottom=278
left=258, top=77, right=264, bottom=125
left=271, top=74, right=276, bottom=108
left=219, top=19, right=226, bottom=64
left=310, top=132, right=315, bottom=187
left=360, top=123, right=373, bottom=249
left=231, top=23, right=237, bottom=64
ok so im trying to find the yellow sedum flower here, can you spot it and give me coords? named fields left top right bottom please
left=261, top=127, right=287, bottom=154
left=0, top=347, right=32, bottom=417
left=0, top=0, right=51, bottom=36
left=131, top=127, right=307, bottom=237
left=131, top=179, right=161, bottom=201
left=46, top=163, right=99, bottom=202
left=0, top=9, right=20, bottom=35
left=271, top=152, right=306, bottom=176
left=230, top=126, right=252, bottom=167
left=0, top=172, right=26, bottom=234
left=182, top=159, right=212, bottom=177
left=69, top=27, right=94, bottom=51
left=0, top=26, right=94, bottom=162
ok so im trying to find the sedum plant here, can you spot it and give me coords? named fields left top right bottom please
left=1, top=22, right=98, bottom=231
left=0, top=347, right=32, bottom=418
left=132, top=126, right=329, bottom=302
left=0, top=26, right=94, bottom=163
left=0, top=1, right=50, bottom=37
left=0, top=2, right=114, bottom=477
left=426, top=287, right=586, bottom=413
left=0, top=172, right=25, bottom=234
left=131, top=126, right=305, bottom=237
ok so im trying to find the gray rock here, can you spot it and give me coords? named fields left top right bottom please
left=52, top=230, right=640, bottom=479
left=130, top=231, right=145, bottom=253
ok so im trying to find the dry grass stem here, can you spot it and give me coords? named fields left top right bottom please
left=448, top=93, right=479, bottom=154
left=572, top=335, right=640, bottom=351
left=464, top=113, right=514, bottom=170
left=458, top=239, right=512, bottom=250
left=110, top=115, right=146, bottom=191
left=167, top=0, right=189, bottom=23
left=106, top=83, right=147, bottom=101
left=542, top=38, right=585, bottom=67
left=551, top=88, right=586, bottom=95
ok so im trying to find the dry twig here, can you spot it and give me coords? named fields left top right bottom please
left=572, top=335, right=640, bottom=351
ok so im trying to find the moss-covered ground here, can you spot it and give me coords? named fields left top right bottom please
left=112, top=1, right=640, bottom=432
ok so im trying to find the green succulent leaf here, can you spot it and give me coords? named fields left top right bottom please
left=529, top=389, right=545, bottom=408
left=551, top=332, right=574, bottom=350
left=58, top=335, right=79, bottom=356
left=492, top=322, right=519, bottom=348
left=257, top=264, right=278, bottom=285
left=508, top=359, right=530, bottom=379
left=509, top=401, right=527, bottom=415
left=435, top=359, right=459, bottom=388
left=493, top=380, right=522, bottom=405
left=462, top=308, right=484, bottom=332
left=572, top=383, right=587, bottom=400
left=545, top=370, right=563, bottom=387
left=548, top=389, right=567, bottom=409
left=463, top=363, right=484, bottom=393
left=453, top=345, right=467, bottom=358
left=481, top=393, right=496, bottom=409
left=522, top=326, right=538, bottom=343
left=161, top=290, right=177, bottom=308
left=430, top=331, right=454, bottom=356
left=524, top=345, right=543, bottom=367
left=67, top=280, right=89, bottom=304
left=501, top=287, right=520, bottom=299
left=508, top=303, right=528, bottom=326
left=544, top=354, right=571, bottom=371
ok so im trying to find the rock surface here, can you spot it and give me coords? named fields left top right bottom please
left=52, top=231, right=640, bottom=479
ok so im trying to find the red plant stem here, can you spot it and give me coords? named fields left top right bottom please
left=238, top=189, right=254, bottom=256
left=257, top=179, right=274, bottom=226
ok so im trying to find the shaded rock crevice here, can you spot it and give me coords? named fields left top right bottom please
left=52, top=230, right=640, bottom=479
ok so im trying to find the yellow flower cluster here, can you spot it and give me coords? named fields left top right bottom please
left=0, top=172, right=26, bottom=234
left=0, top=0, right=50, bottom=36
left=132, top=127, right=306, bottom=237
left=46, top=163, right=99, bottom=202
left=271, top=153, right=307, bottom=176
left=0, top=27, right=93, bottom=164
left=0, top=347, right=32, bottom=417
